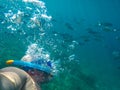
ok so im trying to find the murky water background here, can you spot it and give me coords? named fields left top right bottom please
left=0, top=0, right=120, bottom=90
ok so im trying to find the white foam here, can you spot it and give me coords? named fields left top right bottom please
left=23, top=0, right=46, bottom=8
left=41, top=14, right=52, bottom=21
left=25, top=43, right=50, bottom=60
left=4, top=0, right=52, bottom=32
left=23, top=43, right=58, bottom=75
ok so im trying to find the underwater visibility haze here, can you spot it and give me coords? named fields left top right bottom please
left=0, top=0, right=120, bottom=90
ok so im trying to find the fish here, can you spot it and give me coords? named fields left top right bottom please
left=60, top=33, right=74, bottom=42
left=102, top=27, right=113, bottom=32
left=78, top=42, right=85, bottom=46
left=79, top=35, right=90, bottom=42
left=51, top=18, right=57, bottom=22
left=102, top=22, right=113, bottom=27
left=103, top=27, right=119, bottom=32
left=93, top=37, right=103, bottom=42
left=73, top=18, right=85, bottom=25
left=98, top=22, right=113, bottom=27
left=86, top=28, right=99, bottom=35
left=52, top=31, right=74, bottom=42
left=65, top=22, right=74, bottom=31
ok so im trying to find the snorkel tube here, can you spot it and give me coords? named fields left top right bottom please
left=6, top=60, right=52, bottom=74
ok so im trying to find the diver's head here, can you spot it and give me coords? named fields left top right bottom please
left=6, top=54, right=54, bottom=84
left=27, top=69, right=53, bottom=84
left=21, top=54, right=53, bottom=84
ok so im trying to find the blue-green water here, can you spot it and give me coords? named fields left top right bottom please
left=0, top=0, right=120, bottom=90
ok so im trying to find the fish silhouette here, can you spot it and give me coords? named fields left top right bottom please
left=65, top=22, right=74, bottom=31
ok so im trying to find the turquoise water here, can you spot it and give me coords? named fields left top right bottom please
left=0, top=0, right=120, bottom=90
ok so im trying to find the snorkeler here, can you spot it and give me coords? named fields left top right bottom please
left=0, top=54, right=53, bottom=90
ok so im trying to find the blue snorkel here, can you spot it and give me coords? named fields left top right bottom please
left=6, top=60, right=52, bottom=75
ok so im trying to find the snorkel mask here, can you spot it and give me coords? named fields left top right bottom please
left=6, top=59, right=53, bottom=83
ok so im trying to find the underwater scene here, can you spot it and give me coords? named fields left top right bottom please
left=0, top=0, right=120, bottom=90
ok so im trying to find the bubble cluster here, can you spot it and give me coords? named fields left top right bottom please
left=2, top=0, right=52, bottom=34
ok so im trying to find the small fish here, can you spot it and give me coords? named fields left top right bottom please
left=93, top=37, right=103, bottom=42
left=51, top=18, right=57, bottom=22
left=74, top=18, right=85, bottom=25
left=102, top=22, right=113, bottom=27
left=102, top=27, right=113, bottom=32
left=60, top=33, right=73, bottom=42
left=65, top=22, right=74, bottom=31
left=86, top=28, right=99, bottom=35
left=78, top=42, right=85, bottom=46
left=98, top=22, right=113, bottom=27
left=79, top=35, right=90, bottom=42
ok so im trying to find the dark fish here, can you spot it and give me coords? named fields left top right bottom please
left=83, top=38, right=90, bottom=42
left=102, top=22, right=113, bottom=27
left=78, top=42, right=85, bottom=46
left=79, top=35, right=90, bottom=39
left=102, top=27, right=113, bottom=32
left=52, top=31, right=74, bottom=42
left=86, top=28, right=104, bottom=41
left=79, top=35, right=90, bottom=42
left=86, top=28, right=99, bottom=35
left=98, top=22, right=113, bottom=27
left=74, top=18, right=85, bottom=26
left=60, top=33, right=74, bottom=42
left=51, top=18, right=57, bottom=22
left=103, top=27, right=119, bottom=32
left=65, top=22, right=74, bottom=31
left=93, top=37, right=103, bottom=42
